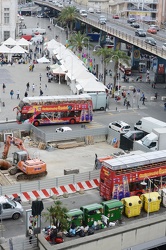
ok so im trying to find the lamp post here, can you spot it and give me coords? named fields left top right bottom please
left=93, top=45, right=102, bottom=80
left=140, top=177, right=158, bottom=219
left=110, top=55, right=120, bottom=96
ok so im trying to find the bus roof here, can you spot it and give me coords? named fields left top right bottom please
left=103, top=150, right=166, bottom=170
left=23, top=94, right=92, bottom=104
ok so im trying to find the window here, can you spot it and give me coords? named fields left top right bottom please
left=4, top=31, right=10, bottom=41
left=3, top=203, right=12, bottom=209
left=4, top=8, right=10, bottom=24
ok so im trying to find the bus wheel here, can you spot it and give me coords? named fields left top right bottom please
left=33, top=121, right=39, bottom=127
left=100, top=107, right=105, bottom=111
left=70, top=119, right=76, bottom=124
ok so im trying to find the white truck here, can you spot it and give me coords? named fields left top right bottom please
left=21, top=28, right=34, bottom=36
left=85, top=92, right=107, bottom=110
left=134, top=117, right=166, bottom=133
left=135, top=127, right=166, bottom=151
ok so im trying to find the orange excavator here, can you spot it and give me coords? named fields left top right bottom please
left=1, top=135, right=47, bottom=181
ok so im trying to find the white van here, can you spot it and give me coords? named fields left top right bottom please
left=0, top=196, right=24, bottom=220
left=80, top=10, right=87, bottom=17
left=30, top=35, right=43, bottom=44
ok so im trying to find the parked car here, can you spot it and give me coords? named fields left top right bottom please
left=135, top=29, right=146, bottom=37
left=113, top=14, right=119, bottom=19
left=88, top=8, right=94, bottom=13
left=162, top=43, right=166, bottom=50
left=131, top=22, right=140, bottom=28
left=96, top=9, right=101, bottom=14
left=127, top=17, right=136, bottom=23
left=147, top=27, right=157, bottom=34
left=109, top=121, right=131, bottom=133
left=149, top=24, right=159, bottom=31
left=55, top=127, right=72, bottom=132
left=145, top=37, right=156, bottom=46
left=124, top=130, right=146, bottom=141
left=80, top=10, right=87, bottom=17
left=98, top=16, right=107, bottom=24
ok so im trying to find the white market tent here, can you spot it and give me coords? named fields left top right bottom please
left=3, top=37, right=17, bottom=47
left=37, top=56, right=50, bottom=63
left=77, top=79, right=107, bottom=92
left=16, top=38, right=32, bottom=47
left=52, top=66, right=66, bottom=75
left=10, top=45, right=28, bottom=54
left=0, top=44, right=11, bottom=53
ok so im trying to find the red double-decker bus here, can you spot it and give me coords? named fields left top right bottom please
left=100, top=150, right=166, bottom=200
left=14, top=95, right=93, bottom=126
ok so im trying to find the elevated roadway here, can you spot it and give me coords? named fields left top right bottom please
left=34, top=0, right=166, bottom=59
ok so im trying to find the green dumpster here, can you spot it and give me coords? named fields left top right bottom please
left=66, top=209, right=83, bottom=229
left=101, top=199, right=123, bottom=222
left=80, top=203, right=103, bottom=226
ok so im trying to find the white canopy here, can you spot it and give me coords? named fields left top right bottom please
left=9, top=45, right=28, bottom=54
left=0, top=44, right=11, bottom=53
left=77, top=79, right=107, bottom=92
left=52, top=66, right=66, bottom=75
left=37, top=56, right=50, bottom=63
left=16, top=38, right=32, bottom=46
left=3, top=37, right=17, bottom=46
left=44, top=39, right=60, bottom=49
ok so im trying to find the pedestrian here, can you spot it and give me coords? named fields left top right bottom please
left=26, top=82, right=30, bottom=91
left=140, top=92, right=144, bottom=101
left=164, top=103, right=166, bottom=111
left=28, top=226, right=33, bottom=244
left=124, top=97, right=127, bottom=106
left=39, top=73, right=42, bottom=81
left=32, top=83, right=35, bottom=92
left=16, top=90, right=20, bottom=99
left=32, top=64, right=34, bottom=72
left=155, top=92, right=158, bottom=99
left=24, top=91, right=28, bottom=97
left=142, top=96, right=145, bottom=105
left=10, top=89, right=14, bottom=99
left=2, top=83, right=6, bottom=93
left=45, top=84, right=47, bottom=90
left=40, top=88, right=43, bottom=96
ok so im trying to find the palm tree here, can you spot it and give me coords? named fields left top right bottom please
left=58, top=6, right=80, bottom=39
left=106, top=49, right=130, bottom=95
left=93, top=47, right=113, bottom=85
left=43, top=200, right=68, bottom=231
left=68, top=31, right=93, bottom=53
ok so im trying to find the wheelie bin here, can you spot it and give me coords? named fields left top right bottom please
left=121, top=196, right=142, bottom=218
left=101, top=199, right=123, bottom=222
left=65, top=209, right=83, bottom=229
left=80, top=203, right=103, bottom=226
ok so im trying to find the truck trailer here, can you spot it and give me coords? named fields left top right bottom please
left=134, top=117, right=166, bottom=133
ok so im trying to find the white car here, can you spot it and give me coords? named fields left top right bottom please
left=55, top=127, right=72, bottom=132
left=80, top=10, right=88, bottom=17
left=96, top=9, right=101, bottom=14
left=57, top=3, right=63, bottom=8
left=109, top=121, right=131, bottom=133
left=162, top=43, right=166, bottom=50
left=88, top=8, right=94, bottom=13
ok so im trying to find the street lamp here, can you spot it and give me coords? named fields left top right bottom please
left=93, top=44, right=102, bottom=52
left=110, top=55, right=120, bottom=95
left=141, top=177, right=158, bottom=219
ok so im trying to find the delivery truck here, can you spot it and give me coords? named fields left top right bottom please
left=87, top=92, right=107, bottom=110
left=134, top=117, right=166, bottom=133
left=135, top=127, right=166, bottom=151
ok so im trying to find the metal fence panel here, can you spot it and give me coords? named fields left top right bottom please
left=0, top=123, right=30, bottom=133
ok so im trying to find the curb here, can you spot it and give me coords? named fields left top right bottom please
left=8, top=179, right=99, bottom=202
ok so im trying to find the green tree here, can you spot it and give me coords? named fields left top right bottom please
left=68, top=31, right=93, bottom=53
left=93, top=47, right=113, bottom=85
left=58, top=6, right=80, bottom=39
left=43, top=200, right=68, bottom=231
left=106, top=49, right=130, bottom=95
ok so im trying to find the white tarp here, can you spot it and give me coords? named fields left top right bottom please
left=16, top=38, right=32, bottom=46
left=9, top=45, right=28, bottom=54
left=37, top=56, right=50, bottom=63
left=3, top=37, right=17, bottom=46
left=0, top=44, right=11, bottom=53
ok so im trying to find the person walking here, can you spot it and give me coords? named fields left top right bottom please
left=32, top=83, right=35, bottom=92
left=26, top=82, right=30, bottom=91
left=155, top=92, right=158, bottom=99
left=40, top=88, right=43, bottom=96
left=24, top=91, right=28, bottom=97
left=2, top=83, right=6, bottom=93
left=10, top=90, right=14, bottom=99
left=16, top=90, right=20, bottom=99
left=164, top=103, right=166, bottom=111
left=142, top=96, right=145, bottom=105
left=39, top=73, right=42, bottom=82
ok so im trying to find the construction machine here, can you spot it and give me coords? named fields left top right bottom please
left=1, top=135, right=47, bottom=181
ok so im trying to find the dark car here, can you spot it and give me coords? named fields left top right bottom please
left=131, top=22, right=140, bottom=28
left=127, top=17, right=136, bottom=23
left=135, top=28, right=146, bottom=37
left=124, top=130, right=146, bottom=141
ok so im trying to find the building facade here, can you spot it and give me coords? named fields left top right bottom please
left=0, top=0, right=18, bottom=42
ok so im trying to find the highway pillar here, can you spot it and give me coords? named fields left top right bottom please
left=131, top=46, right=141, bottom=70
left=154, top=57, right=166, bottom=84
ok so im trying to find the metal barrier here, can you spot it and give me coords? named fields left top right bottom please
left=0, top=170, right=100, bottom=196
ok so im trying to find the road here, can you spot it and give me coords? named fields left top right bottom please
left=33, top=0, right=166, bottom=49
